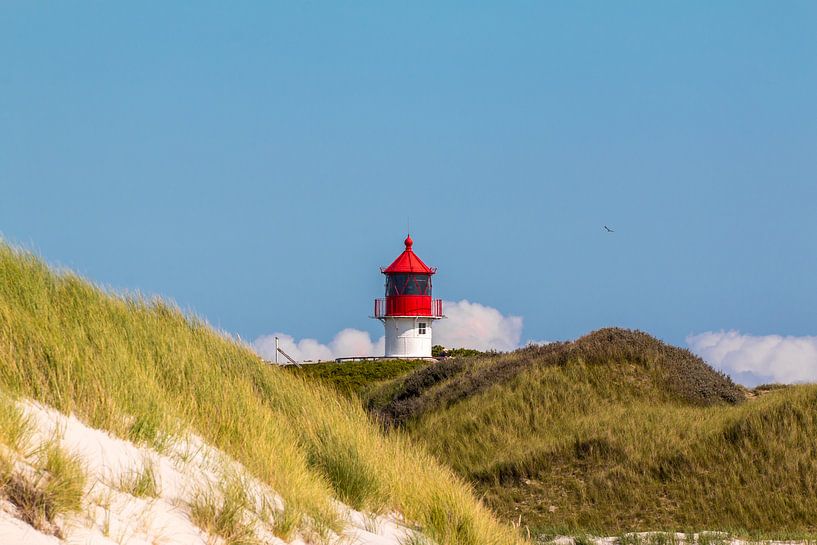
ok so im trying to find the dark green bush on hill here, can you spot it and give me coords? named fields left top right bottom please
left=285, top=359, right=429, bottom=397
left=568, top=328, right=743, bottom=404
left=432, top=345, right=485, bottom=358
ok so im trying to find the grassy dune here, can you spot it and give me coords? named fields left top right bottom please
left=367, top=330, right=817, bottom=536
left=0, top=243, right=526, bottom=545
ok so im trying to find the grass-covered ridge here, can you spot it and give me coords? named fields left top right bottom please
left=0, top=243, right=525, bottom=545
left=367, top=330, right=817, bottom=536
left=286, top=359, right=429, bottom=398
left=369, top=329, right=743, bottom=428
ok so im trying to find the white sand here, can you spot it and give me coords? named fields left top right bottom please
left=0, top=399, right=423, bottom=545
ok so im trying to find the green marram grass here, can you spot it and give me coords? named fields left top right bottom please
left=0, top=393, right=32, bottom=452
left=190, top=476, right=259, bottom=545
left=367, top=329, right=817, bottom=537
left=0, top=242, right=525, bottom=545
left=118, top=455, right=161, bottom=498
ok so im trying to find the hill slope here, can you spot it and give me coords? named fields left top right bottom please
left=0, top=243, right=525, bottom=545
left=368, top=330, right=817, bottom=535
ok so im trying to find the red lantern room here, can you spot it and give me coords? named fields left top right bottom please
left=374, top=236, right=443, bottom=358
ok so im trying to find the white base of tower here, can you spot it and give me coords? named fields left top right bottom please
left=381, top=316, right=436, bottom=358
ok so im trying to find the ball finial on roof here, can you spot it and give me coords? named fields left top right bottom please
left=404, top=235, right=413, bottom=250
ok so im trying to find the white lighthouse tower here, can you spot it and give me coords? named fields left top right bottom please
left=373, top=235, right=443, bottom=358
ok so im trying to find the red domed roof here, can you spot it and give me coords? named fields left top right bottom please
left=382, top=236, right=436, bottom=275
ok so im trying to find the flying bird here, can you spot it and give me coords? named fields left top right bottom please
left=604, top=225, right=615, bottom=233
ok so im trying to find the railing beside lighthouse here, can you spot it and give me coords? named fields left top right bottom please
left=432, top=298, right=443, bottom=318
left=374, top=298, right=443, bottom=318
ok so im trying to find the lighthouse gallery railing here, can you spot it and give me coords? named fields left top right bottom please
left=374, top=298, right=443, bottom=318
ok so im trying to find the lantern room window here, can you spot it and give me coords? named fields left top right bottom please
left=386, top=274, right=432, bottom=296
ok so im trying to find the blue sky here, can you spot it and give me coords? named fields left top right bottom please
left=2, top=3, right=816, bottom=382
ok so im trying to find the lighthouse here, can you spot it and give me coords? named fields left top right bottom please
left=374, top=236, right=444, bottom=358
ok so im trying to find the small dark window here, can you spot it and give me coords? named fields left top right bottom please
left=418, top=322, right=427, bottom=335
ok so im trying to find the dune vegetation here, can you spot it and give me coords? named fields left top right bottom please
left=0, top=242, right=526, bottom=545
left=287, top=359, right=429, bottom=398
left=367, top=329, right=817, bottom=538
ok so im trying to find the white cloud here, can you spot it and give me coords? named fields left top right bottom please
left=252, top=299, right=523, bottom=362
left=435, top=299, right=523, bottom=352
left=687, top=330, right=817, bottom=386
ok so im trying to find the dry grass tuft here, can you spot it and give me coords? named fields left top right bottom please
left=2, top=440, right=86, bottom=535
